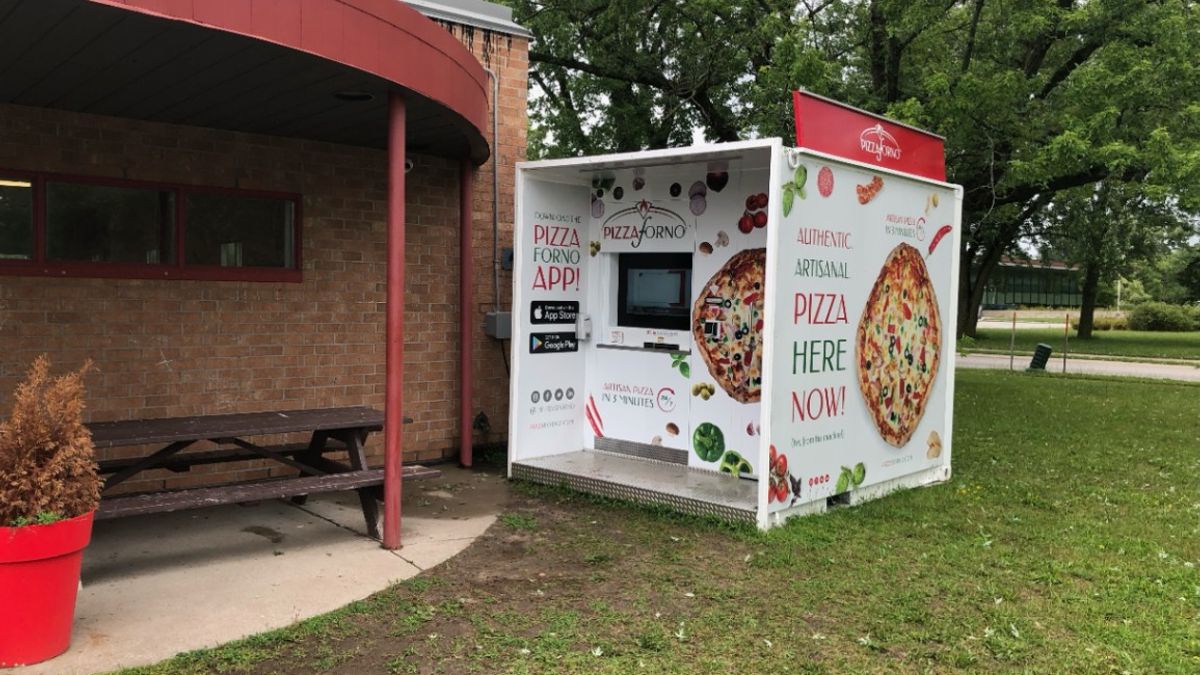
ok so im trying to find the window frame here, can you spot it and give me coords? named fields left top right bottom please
left=0, top=169, right=303, bottom=283
left=0, top=169, right=38, bottom=263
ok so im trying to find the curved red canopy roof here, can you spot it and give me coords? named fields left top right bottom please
left=87, top=0, right=491, bottom=161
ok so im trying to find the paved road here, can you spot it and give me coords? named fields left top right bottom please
left=957, top=352, right=1200, bottom=382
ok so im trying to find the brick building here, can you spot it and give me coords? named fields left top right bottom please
left=0, top=0, right=528, bottom=539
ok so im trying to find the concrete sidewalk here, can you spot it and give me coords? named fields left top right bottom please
left=976, top=319, right=1065, bottom=331
left=957, top=352, right=1200, bottom=382
left=16, top=466, right=508, bottom=675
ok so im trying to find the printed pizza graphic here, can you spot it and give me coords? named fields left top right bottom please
left=692, top=248, right=765, bottom=403
left=855, top=243, right=941, bottom=446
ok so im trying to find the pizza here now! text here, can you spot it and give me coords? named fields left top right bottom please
left=790, top=292, right=848, bottom=424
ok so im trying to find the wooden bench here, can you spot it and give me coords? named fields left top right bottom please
left=97, top=466, right=441, bottom=519
left=88, top=407, right=436, bottom=539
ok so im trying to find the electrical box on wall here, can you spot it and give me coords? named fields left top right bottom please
left=484, top=311, right=511, bottom=339
left=501, top=247, right=514, bottom=271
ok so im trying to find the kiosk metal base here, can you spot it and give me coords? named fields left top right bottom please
left=511, top=450, right=757, bottom=524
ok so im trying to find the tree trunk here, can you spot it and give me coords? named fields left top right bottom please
left=1076, top=261, right=1101, bottom=339
left=868, top=0, right=888, bottom=98
left=957, top=244, right=1006, bottom=337
left=957, top=250, right=978, bottom=338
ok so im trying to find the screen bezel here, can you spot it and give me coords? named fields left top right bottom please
left=616, top=252, right=692, bottom=331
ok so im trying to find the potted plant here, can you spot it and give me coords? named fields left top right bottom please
left=0, top=356, right=101, bottom=668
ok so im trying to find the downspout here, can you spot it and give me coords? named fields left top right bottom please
left=459, top=67, right=501, bottom=468
left=484, top=67, right=500, bottom=312
left=459, top=160, right=474, bottom=468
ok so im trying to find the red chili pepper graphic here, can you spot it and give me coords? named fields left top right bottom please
left=585, top=395, right=605, bottom=437
left=928, top=225, right=953, bottom=257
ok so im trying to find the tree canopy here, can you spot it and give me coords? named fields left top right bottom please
left=513, top=0, right=1200, bottom=334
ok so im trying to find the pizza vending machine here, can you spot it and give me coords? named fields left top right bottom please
left=509, top=93, right=962, bottom=529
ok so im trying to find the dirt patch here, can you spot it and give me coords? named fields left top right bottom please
left=241, top=525, right=285, bottom=544
left=230, top=469, right=755, bottom=675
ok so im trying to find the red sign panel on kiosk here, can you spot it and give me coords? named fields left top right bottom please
left=792, top=90, right=946, bottom=181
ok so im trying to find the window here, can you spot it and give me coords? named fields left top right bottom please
left=0, top=177, right=33, bottom=260
left=186, top=193, right=294, bottom=269
left=0, top=171, right=300, bottom=281
left=46, top=182, right=175, bottom=264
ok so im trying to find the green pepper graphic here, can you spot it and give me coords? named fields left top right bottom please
left=692, top=422, right=725, bottom=463
left=835, top=467, right=851, bottom=494
left=852, top=462, right=866, bottom=487
left=719, top=450, right=752, bottom=475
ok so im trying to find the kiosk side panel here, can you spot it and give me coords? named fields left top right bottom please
left=686, top=168, right=770, bottom=476
left=764, top=151, right=959, bottom=517
left=509, top=175, right=590, bottom=465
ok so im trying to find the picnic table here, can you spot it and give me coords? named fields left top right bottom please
left=88, top=406, right=438, bottom=539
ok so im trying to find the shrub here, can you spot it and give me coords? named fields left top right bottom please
left=1127, top=302, right=1199, bottom=332
left=956, top=335, right=977, bottom=352
left=1070, top=315, right=1129, bottom=331
left=0, top=356, right=101, bottom=526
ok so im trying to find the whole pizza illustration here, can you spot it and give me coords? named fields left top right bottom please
left=692, top=248, right=766, bottom=403
left=855, top=243, right=941, bottom=447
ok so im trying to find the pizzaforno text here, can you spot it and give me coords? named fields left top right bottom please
left=603, top=220, right=686, bottom=248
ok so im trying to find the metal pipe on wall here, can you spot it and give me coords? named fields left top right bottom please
left=484, top=67, right=500, bottom=313
left=383, top=92, right=406, bottom=550
left=459, top=160, right=474, bottom=468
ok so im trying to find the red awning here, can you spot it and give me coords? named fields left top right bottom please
left=0, top=0, right=491, bottom=163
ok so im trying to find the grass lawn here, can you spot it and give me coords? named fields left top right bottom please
left=971, top=327, right=1200, bottom=361
left=121, top=371, right=1200, bottom=674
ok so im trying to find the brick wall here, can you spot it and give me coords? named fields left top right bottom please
left=0, top=27, right=527, bottom=494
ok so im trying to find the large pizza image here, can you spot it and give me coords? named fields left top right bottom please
left=855, top=243, right=942, bottom=447
left=692, top=248, right=765, bottom=403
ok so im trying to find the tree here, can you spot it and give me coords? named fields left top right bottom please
left=1124, top=244, right=1200, bottom=304
left=515, top=0, right=793, bottom=157
left=1037, top=182, right=1191, bottom=338
left=515, top=0, right=1200, bottom=335
left=1178, top=247, right=1200, bottom=302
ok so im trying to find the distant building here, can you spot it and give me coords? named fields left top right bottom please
left=982, top=257, right=1082, bottom=308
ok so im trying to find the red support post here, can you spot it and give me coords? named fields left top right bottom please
left=382, top=92, right=406, bottom=550
left=459, top=160, right=475, bottom=468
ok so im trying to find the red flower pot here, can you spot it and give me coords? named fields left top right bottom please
left=0, top=511, right=94, bottom=668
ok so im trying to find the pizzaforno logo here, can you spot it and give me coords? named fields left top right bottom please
left=859, top=124, right=902, bottom=162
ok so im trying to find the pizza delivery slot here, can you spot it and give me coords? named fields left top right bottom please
left=508, top=92, right=963, bottom=529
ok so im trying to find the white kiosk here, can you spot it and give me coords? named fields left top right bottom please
left=508, top=93, right=963, bottom=528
